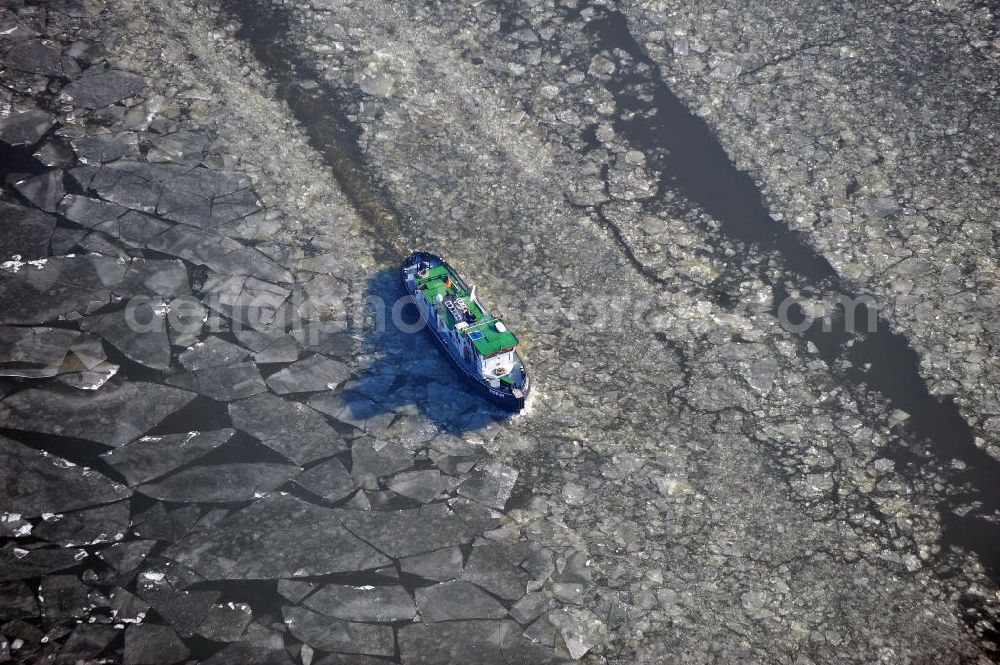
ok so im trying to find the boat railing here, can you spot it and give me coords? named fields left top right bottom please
left=466, top=316, right=498, bottom=330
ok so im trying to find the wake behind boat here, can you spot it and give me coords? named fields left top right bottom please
left=401, top=251, right=530, bottom=411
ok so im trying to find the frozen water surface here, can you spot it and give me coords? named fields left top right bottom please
left=0, top=0, right=997, bottom=661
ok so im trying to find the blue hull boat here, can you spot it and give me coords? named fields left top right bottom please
left=401, top=251, right=529, bottom=412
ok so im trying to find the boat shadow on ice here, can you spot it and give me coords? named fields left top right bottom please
left=327, top=267, right=511, bottom=439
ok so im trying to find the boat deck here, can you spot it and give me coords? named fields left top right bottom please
left=414, top=263, right=519, bottom=356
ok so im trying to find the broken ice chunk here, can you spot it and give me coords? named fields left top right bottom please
left=38, top=574, right=91, bottom=621
left=96, top=540, right=156, bottom=586
left=399, top=547, right=464, bottom=582
left=70, top=132, right=141, bottom=163
left=58, top=194, right=128, bottom=228
left=0, top=581, right=40, bottom=621
left=33, top=138, right=75, bottom=168
left=448, top=496, right=500, bottom=535
left=385, top=469, right=444, bottom=503
left=111, top=588, right=150, bottom=623
left=100, top=430, right=235, bottom=486
left=509, top=591, right=557, bottom=625
left=60, top=623, right=120, bottom=659
left=0, top=201, right=55, bottom=259
left=0, top=512, right=32, bottom=539
left=131, top=503, right=200, bottom=542
left=0, top=435, right=129, bottom=516
left=457, top=461, right=518, bottom=510
left=0, top=108, right=54, bottom=147
left=4, top=42, right=64, bottom=76
left=61, top=69, right=145, bottom=109
left=178, top=336, right=248, bottom=371
left=135, top=581, right=220, bottom=637
left=397, top=620, right=509, bottom=664
left=428, top=435, right=487, bottom=474
left=119, top=258, right=190, bottom=299
left=264, top=354, right=350, bottom=394
left=0, top=326, right=80, bottom=378
left=199, top=644, right=295, bottom=665
left=146, top=226, right=292, bottom=283
left=167, top=362, right=267, bottom=401
left=338, top=504, right=475, bottom=559
left=0, top=255, right=187, bottom=325
left=284, top=604, right=395, bottom=656
left=415, top=580, right=507, bottom=622
left=56, top=352, right=120, bottom=390
left=14, top=170, right=64, bottom=212
left=294, top=457, right=355, bottom=503
left=350, top=437, right=413, bottom=489
left=138, top=463, right=300, bottom=503
left=382, top=414, right=440, bottom=448
left=164, top=494, right=390, bottom=579
left=73, top=160, right=257, bottom=230
left=32, top=500, right=130, bottom=546
left=546, top=608, right=607, bottom=660
left=196, top=602, right=252, bottom=642
left=201, top=274, right=290, bottom=325
left=0, top=543, right=86, bottom=581
left=302, top=584, right=416, bottom=623
left=147, top=130, right=212, bottom=164
left=277, top=579, right=317, bottom=604
left=56, top=362, right=118, bottom=390
left=229, top=393, right=346, bottom=464
left=0, top=382, right=195, bottom=446
left=122, top=624, right=190, bottom=665
left=461, top=543, right=530, bottom=601
left=81, top=301, right=171, bottom=370
left=358, top=70, right=394, bottom=97
left=251, top=335, right=300, bottom=364
left=106, top=210, right=175, bottom=247
left=236, top=620, right=288, bottom=649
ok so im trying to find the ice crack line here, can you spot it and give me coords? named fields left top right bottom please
left=576, top=4, right=1000, bottom=580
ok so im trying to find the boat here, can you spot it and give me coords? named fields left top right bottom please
left=401, top=251, right=530, bottom=411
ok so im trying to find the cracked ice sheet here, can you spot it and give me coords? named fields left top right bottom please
left=624, top=1, right=1000, bottom=430
left=0, top=434, right=129, bottom=517
left=0, top=381, right=195, bottom=447
left=264, top=0, right=991, bottom=659
left=80, top=300, right=172, bottom=370
left=32, top=500, right=131, bottom=546
left=283, top=604, right=394, bottom=658
left=0, top=201, right=55, bottom=260
left=137, top=462, right=300, bottom=503
left=302, top=584, right=416, bottom=622
left=69, top=161, right=259, bottom=230
left=145, top=225, right=292, bottom=283
left=0, top=255, right=190, bottom=325
left=100, top=430, right=235, bottom=486
left=164, top=494, right=390, bottom=579
left=0, top=544, right=87, bottom=582
left=60, top=69, right=145, bottom=109
left=398, top=619, right=566, bottom=665
left=228, top=392, right=347, bottom=465
left=0, top=326, right=80, bottom=378
left=24, top=0, right=994, bottom=661
left=0, top=108, right=54, bottom=147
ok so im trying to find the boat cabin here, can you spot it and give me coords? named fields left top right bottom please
left=411, top=262, right=520, bottom=382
